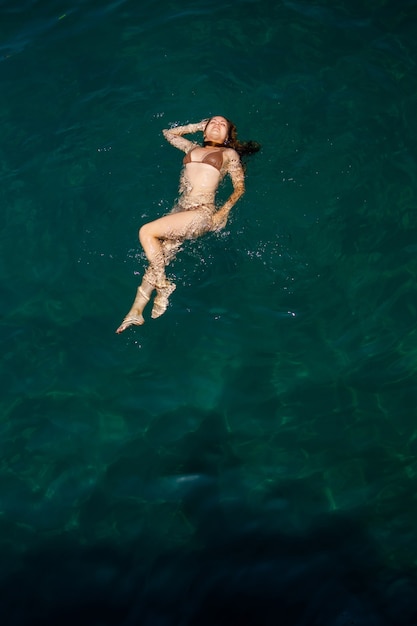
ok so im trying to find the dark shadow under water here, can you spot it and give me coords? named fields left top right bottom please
left=1, top=501, right=416, bottom=626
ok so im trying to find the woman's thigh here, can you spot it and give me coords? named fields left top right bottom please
left=144, top=210, right=212, bottom=240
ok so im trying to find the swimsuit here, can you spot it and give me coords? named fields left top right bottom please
left=183, top=147, right=225, bottom=172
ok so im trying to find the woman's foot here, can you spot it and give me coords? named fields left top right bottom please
left=116, top=285, right=151, bottom=333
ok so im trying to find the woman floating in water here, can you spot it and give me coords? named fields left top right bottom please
left=116, top=115, right=260, bottom=333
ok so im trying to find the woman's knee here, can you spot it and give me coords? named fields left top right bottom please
left=139, top=222, right=152, bottom=244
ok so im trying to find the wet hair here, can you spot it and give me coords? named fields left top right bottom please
left=204, top=117, right=261, bottom=161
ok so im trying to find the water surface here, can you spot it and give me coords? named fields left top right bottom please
left=1, top=0, right=417, bottom=623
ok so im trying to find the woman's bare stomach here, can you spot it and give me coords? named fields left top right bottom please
left=172, top=191, right=216, bottom=213
left=180, top=166, right=220, bottom=202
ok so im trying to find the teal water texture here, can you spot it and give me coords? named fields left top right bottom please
left=1, top=0, right=417, bottom=623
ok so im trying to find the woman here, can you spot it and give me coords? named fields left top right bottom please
left=116, top=115, right=260, bottom=333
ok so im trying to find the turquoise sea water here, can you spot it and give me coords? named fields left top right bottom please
left=1, top=0, right=417, bottom=623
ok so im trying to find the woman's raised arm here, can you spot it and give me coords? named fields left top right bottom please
left=162, top=120, right=208, bottom=153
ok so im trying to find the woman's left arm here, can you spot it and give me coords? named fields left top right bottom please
left=212, top=151, right=245, bottom=231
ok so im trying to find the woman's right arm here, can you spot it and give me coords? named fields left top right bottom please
left=162, top=120, right=208, bottom=153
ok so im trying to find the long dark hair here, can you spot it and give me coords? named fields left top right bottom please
left=204, top=117, right=261, bottom=161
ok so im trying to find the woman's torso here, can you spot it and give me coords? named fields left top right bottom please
left=179, top=146, right=226, bottom=202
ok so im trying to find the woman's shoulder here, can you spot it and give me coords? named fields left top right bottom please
left=223, top=147, right=240, bottom=160
left=223, top=147, right=242, bottom=168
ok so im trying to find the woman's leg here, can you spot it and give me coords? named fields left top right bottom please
left=148, top=239, right=181, bottom=319
left=116, top=210, right=210, bottom=332
left=139, top=210, right=210, bottom=268
left=115, top=278, right=154, bottom=333
left=140, top=210, right=210, bottom=319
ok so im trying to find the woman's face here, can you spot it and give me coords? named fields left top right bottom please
left=204, top=116, right=229, bottom=144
